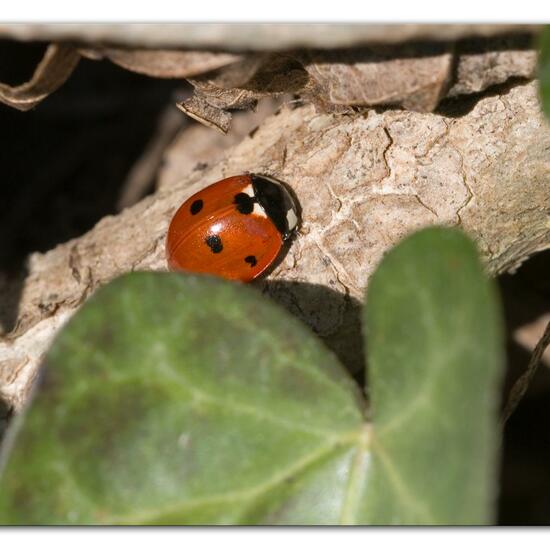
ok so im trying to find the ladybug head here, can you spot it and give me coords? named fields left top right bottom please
left=251, top=174, right=300, bottom=240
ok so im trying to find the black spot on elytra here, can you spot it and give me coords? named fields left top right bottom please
left=190, top=199, right=203, bottom=215
left=234, top=192, right=255, bottom=215
left=245, top=255, right=257, bottom=267
left=205, top=235, right=223, bottom=253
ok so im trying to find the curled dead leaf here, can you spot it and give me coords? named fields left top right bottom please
left=176, top=94, right=233, bottom=134
left=181, top=54, right=309, bottom=132
left=80, top=48, right=241, bottom=78
left=0, top=44, right=80, bottom=111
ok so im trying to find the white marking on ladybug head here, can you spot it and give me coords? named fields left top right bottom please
left=242, top=184, right=254, bottom=196
left=253, top=203, right=268, bottom=218
left=286, top=208, right=298, bottom=231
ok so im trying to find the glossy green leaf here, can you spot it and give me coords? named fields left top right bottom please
left=539, top=26, right=550, bottom=120
left=363, top=227, right=503, bottom=524
left=0, top=227, right=503, bottom=525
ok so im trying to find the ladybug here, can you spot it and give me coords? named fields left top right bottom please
left=166, top=174, right=300, bottom=282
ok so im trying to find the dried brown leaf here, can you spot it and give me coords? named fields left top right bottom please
left=172, top=38, right=535, bottom=131
left=302, top=45, right=453, bottom=112
left=176, top=94, right=233, bottom=134
left=185, top=54, right=297, bottom=113
left=180, top=54, right=308, bottom=130
left=187, top=81, right=261, bottom=111
left=0, top=44, right=80, bottom=111
left=81, top=48, right=241, bottom=78
left=191, top=54, right=269, bottom=89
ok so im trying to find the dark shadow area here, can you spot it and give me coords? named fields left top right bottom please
left=455, top=33, right=534, bottom=54
left=0, top=39, right=187, bottom=334
left=499, top=391, right=550, bottom=525
left=0, top=396, right=12, bottom=443
left=497, top=249, right=550, bottom=525
left=0, top=268, right=28, bottom=335
left=436, top=77, right=533, bottom=119
left=259, top=280, right=366, bottom=389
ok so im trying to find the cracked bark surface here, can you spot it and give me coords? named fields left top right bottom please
left=0, top=81, right=549, bottom=411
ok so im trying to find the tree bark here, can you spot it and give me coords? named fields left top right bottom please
left=0, top=81, right=549, bottom=411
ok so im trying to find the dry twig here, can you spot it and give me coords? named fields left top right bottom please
left=502, top=320, right=550, bottom=424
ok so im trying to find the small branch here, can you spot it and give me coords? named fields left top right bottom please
left=0, top=81, right=548, bottom=411
left=502, top=319, right=550, bottom=425
left=117, top=104, right=186, bottom=211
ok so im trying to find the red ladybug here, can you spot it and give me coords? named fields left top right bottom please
left=166, top=174, right=300, bottom=282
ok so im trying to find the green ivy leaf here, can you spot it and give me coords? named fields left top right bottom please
left=0, top=273, right=367, bottom=525
left=540, top=26, right=550, bottom=120
left=362, top=227, right=504, bottom=524
left=0, top=227, right=503, bottom=525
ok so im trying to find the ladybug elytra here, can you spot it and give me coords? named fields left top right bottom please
left=166, top=174, right=300, bottom=282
